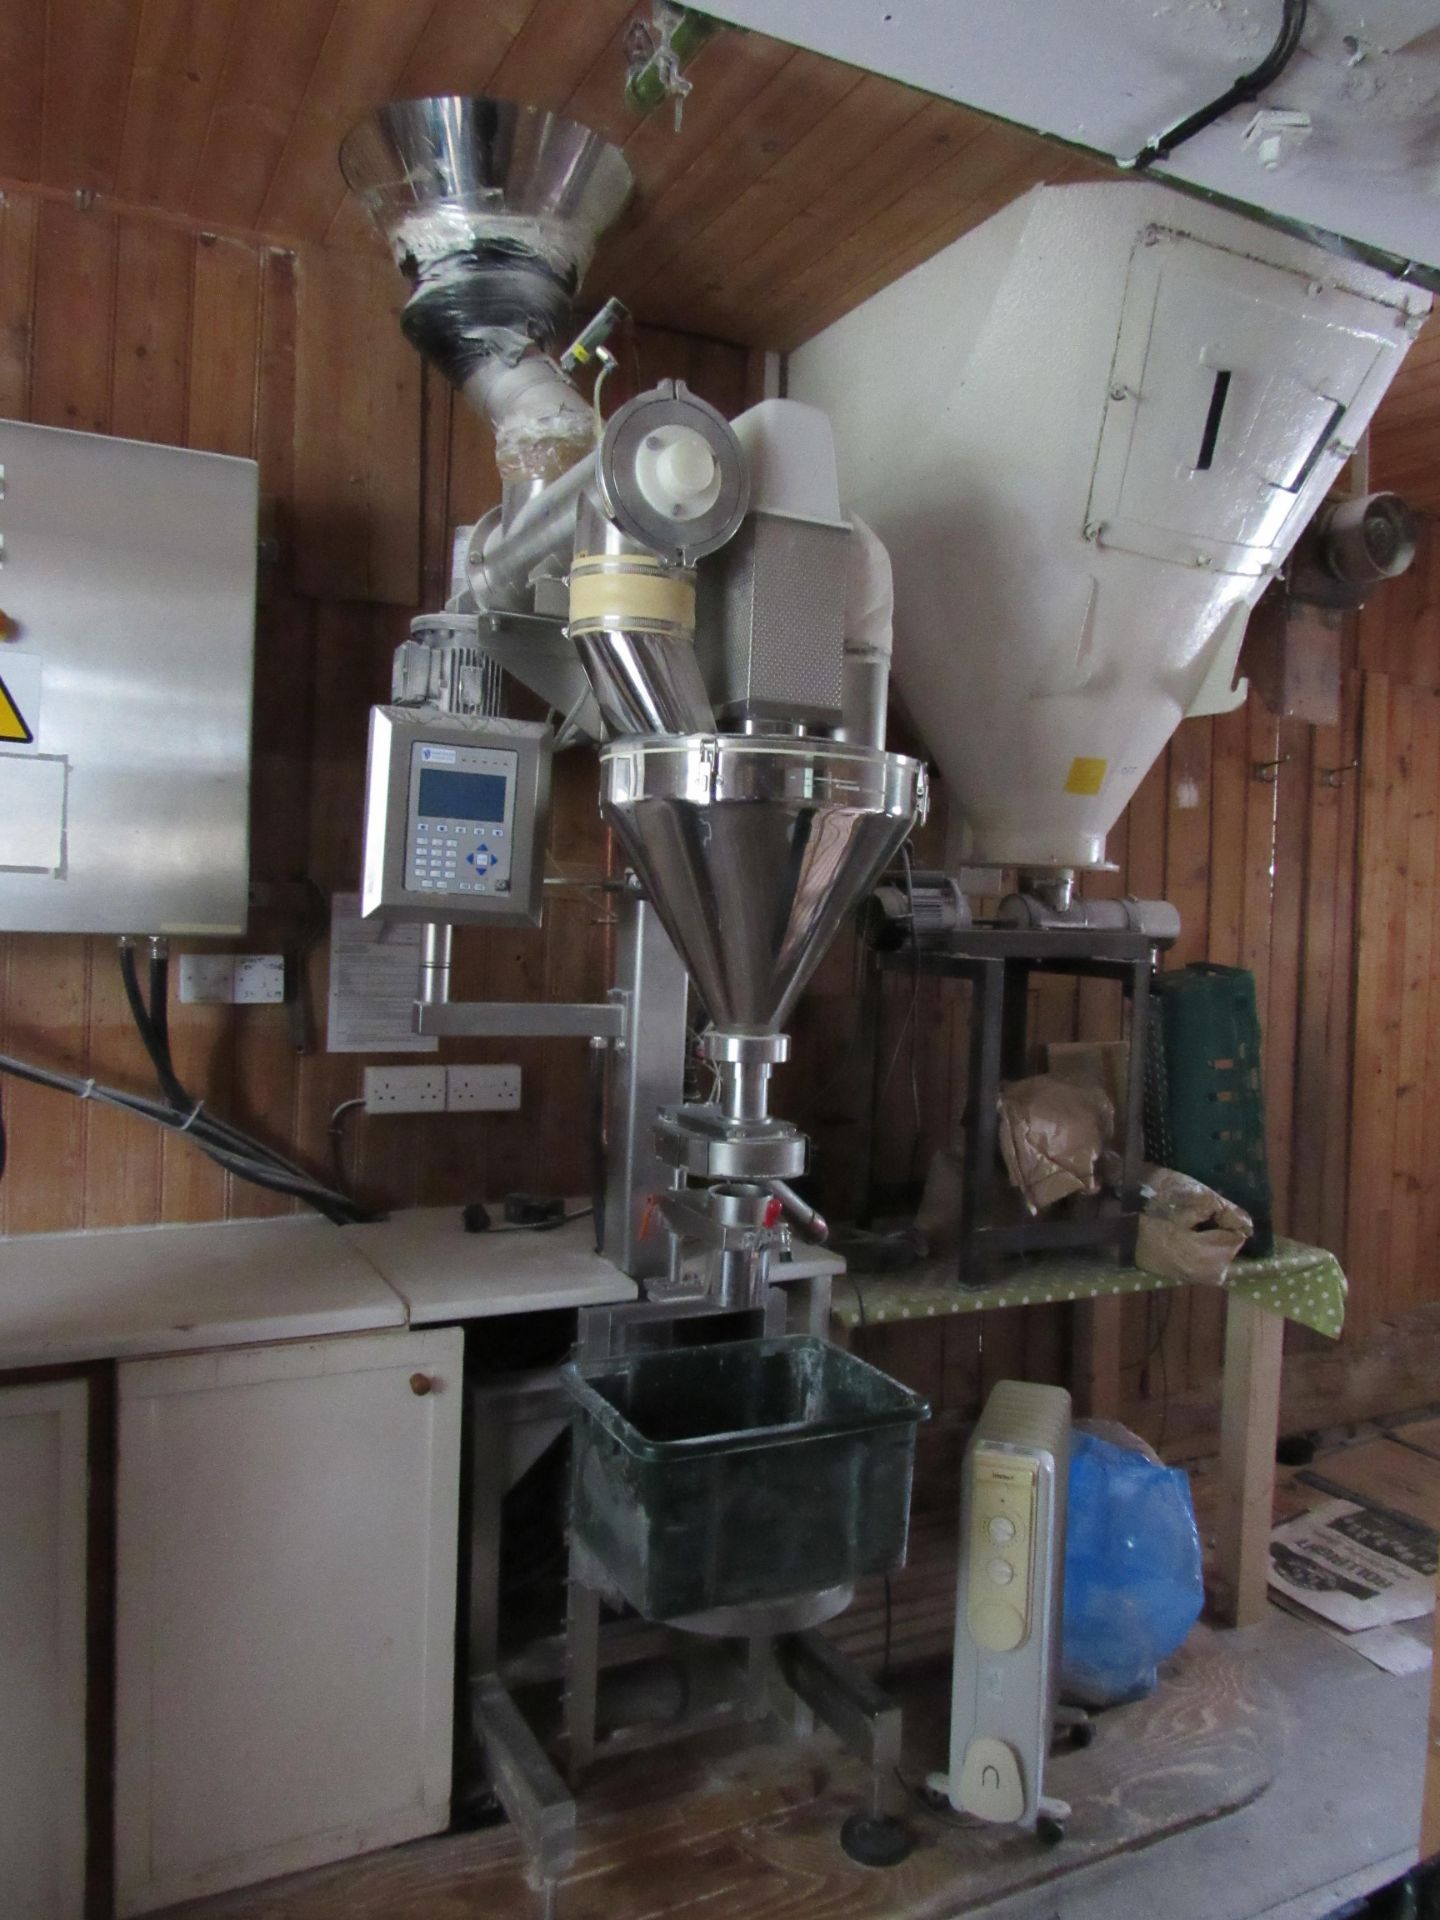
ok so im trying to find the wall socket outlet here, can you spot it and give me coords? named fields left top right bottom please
left=177, top=953, right=285, bottom=1005
left=233, top=954, right=285, bottom=1004
left=363, top=1066, right=447, bottom=1113
left=177, top=954, right=235, bottom=1005
left=446, top=1065, right=522, bottom=1112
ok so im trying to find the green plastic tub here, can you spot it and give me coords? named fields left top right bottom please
left=562, top=1335, right=929, bottom=1624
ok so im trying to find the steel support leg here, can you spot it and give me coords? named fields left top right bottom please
left=564, top=1571, right=602, bottom=1785
left=473, top=1677, right=576, bottom=1900
left=780, top=1630, right=904, bottom=1819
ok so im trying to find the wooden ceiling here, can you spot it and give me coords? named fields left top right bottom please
left=0, top=0, right=1099, bottom=350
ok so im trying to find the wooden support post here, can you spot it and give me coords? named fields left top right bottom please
left=1213, top=1296, right=1285, bottom=1627
left=1071, top=1296, right=1123, bottom=1419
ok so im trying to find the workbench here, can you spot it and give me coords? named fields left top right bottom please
left=831, top=1237, right=1348, bottom=1627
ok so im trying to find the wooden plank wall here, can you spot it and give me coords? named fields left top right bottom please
left=1344, top=521, right=1440, bottom=1332
left=0, top=183, right=754, bottom=1236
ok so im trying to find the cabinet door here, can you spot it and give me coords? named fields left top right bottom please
left=115, top=1330, right=462, bottom=1916
left=0, top=1379, right=88, bottom=1920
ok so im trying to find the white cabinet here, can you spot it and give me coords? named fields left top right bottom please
left=115, top=1329, right=463, bottom=1916
left=0, top=1380, right=89, bottom=1920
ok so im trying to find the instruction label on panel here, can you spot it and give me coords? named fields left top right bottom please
left=0, top=654, right=41, bottom=751
left=1064, top=755, right=1107, bottom=796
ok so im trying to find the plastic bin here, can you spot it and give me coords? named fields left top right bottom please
left=562, top=1335, right=929, bottom=1623
left=1156, top=963, right=1274, bottom=1255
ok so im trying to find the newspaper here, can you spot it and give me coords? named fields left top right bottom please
left=1268, top=1497, right=1437, bottom=1634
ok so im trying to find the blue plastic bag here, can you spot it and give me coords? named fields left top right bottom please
left=1061, top=1428, right=1204, bottom=1706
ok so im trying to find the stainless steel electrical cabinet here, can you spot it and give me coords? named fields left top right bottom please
left=0, top=419, right=258, bottom=934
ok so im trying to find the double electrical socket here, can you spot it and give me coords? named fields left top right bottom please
left=178, top=953, right=285, bottom=1005
left=362, top=1065, right=522, bottom=1114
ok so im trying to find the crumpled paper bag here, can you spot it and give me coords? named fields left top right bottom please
left=997, top=1074, right=1113, bottom=1215
left=1135, top=1165, right=1252, bottom=1285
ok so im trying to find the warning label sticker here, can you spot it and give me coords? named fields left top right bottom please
left=0, top=656, right=40, bottom=750
left=0, top=675, right=34, bottom=743
left=1064, top=755, right=1108, bottom=797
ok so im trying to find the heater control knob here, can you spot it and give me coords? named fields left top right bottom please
left=988, top=1515, right=1017, bottom=1545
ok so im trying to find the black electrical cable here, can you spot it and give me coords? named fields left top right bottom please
left=115, top=943, right=364, bottom=1215
left=0, top=1049, right=368, bottom=1221
left=1125, top=0, right=1309, bottom=172
left=0, top=942, right=369, bottom=1224
left=120, top=943, right=188, bottom=1110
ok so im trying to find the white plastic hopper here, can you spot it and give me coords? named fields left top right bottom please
left=789, top=180, right=1430, bottom=877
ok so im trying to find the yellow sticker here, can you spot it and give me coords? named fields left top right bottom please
left=1065, top=755, right=1107, bottom=797
left=0, top=670, right=33, bottom=744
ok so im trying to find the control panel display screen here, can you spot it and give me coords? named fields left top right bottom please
left=405, top=740, right=520, bottom=899
left=417, top=767, right=507, bottom=824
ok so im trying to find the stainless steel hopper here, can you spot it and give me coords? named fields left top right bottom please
left=600, top=734, right=926, bottom=1039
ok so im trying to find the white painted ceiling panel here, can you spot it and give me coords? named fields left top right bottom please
left=706, top=1, right=1440, bottom=278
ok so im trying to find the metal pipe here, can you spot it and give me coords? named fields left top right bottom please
left=569, top=490, right=717, bottom=736
left=997, top=894, right=1182, bottom=943
left=468, top=455, right=598, bottom=612
left=418, top=922, right=453, bottom=1006
left=717, top=1059, right=771, bottom=1124
left=715, top=1244, right=769, bottom=1310
left=763, top=1178, right=829, bottom=1244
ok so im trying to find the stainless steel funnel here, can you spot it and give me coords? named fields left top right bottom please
left=339, top=97, right=633, bottom=381
left=601, top=737, right=927, bottom=1036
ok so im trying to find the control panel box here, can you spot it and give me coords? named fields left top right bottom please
left=361, top=707, right=551, bottom=928
left=0, top=418, right=258, bottom=935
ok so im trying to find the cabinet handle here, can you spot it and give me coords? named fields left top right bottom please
left=410, top=1372, right=435, bottom=1397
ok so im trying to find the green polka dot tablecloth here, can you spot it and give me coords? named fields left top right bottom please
left=830, top=1236, right=1346, bottom=1340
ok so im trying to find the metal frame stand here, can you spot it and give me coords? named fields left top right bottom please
left=466, top=1287, right=904, bottom=1913
left=878, top=927, right=1159, bottom=1287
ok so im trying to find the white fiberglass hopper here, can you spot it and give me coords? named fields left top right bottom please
left=789, top=181, right=1430, bottom=877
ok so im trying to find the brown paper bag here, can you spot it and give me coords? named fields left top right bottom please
left=1135, top=1165, right=1252, bottom=1285
left=997, top=1074, right=1113, bottom=1215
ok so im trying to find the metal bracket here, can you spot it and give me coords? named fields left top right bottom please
left=1251, top=754, right=1292, bottom=783
left=625, top=1, right=698, bottom=129
left=1320, top=759, right=1359, bottom=788
left=607, top=985, right=631, bottom=1054
left=414, top=999, right=626, bottom=1040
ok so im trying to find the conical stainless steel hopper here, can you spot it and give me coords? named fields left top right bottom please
left=601, top=736, right=927, bottom=1038
left=339, top=97, right=633, bottom=377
